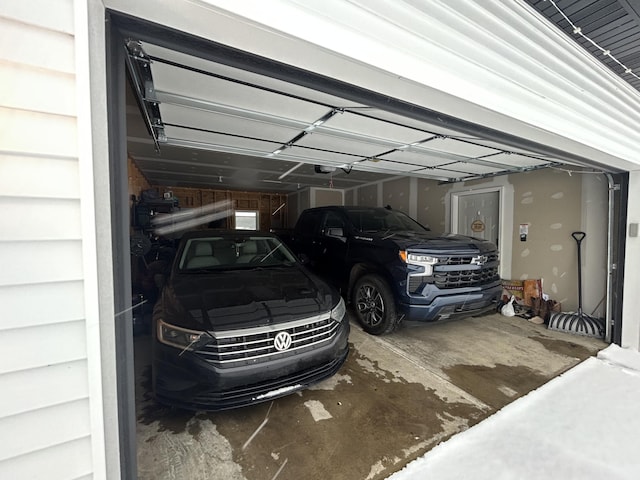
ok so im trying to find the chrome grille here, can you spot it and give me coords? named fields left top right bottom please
left=438, top=253, right=499, bottom=265
left=195, top=315, right=339, bottom=366
left=407, top=253, right=499, bottom=293
left=432, top=266, right=499, bottom=289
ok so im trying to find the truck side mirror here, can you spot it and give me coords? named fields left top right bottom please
left=326, top=227, right=344, bottom=238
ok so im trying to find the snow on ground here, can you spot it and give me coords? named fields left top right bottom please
left=387, top=344, right=640, bottom=480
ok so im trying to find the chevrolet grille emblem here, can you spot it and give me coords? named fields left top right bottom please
left=471, top=255, right=488, bottom=266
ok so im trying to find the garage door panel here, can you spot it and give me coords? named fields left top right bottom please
left=419, top=137, right=500, bottom=158
left=151, top=61, right=330, bottom=125
left=163, top=126, right=276, bottom=155
left=319, top=111, right=425, bottom=144
left=468, top=139, right=553, bottom=158
left=486, top=152, right=552, bottom=168
left=297, top=131, right=394, bottom=157
left=379, top=149, right=463, bottom=167
left=443, top=162, right=507, bottom=175
left=160, top=103, right=302, bottom=143
left=144, top=42, right=371, bottom=111
left=366, top=159, right=427, bottom=173
left=364, top=108, right=483, bottom=139
left=279, top=146, right=361, bottom=165
left=413, top=167, right=477, bottom=180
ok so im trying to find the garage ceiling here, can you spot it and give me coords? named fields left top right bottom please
left=129, top=0, right=640, bottom=195
left=126, top=39, right=567, bottom=194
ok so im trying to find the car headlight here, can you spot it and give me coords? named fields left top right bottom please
left=330, top=297, right=347, bottom=323
left=157, top=319, right=205, bottom=350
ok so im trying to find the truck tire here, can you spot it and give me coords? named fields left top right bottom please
left=352, top=274, right=399, bottom=335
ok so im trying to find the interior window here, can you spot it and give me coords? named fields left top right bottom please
left=235, top=210, right=258, bottom=230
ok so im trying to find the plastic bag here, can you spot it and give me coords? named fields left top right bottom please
left=501, top=296, right=516, bottom=317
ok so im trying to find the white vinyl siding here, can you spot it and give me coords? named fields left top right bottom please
left=0, top=281, right=85, bottom=330
left=0, top=437, right=93, bottom=480
left=0, top=0, right=97, bottom=478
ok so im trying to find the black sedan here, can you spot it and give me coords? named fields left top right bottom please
left=151, top=229, right=349, bottom=411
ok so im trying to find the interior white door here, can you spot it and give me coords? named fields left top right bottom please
left=457, top=191, right=500, bottom=246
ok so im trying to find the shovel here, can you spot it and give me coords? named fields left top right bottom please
left=548, top=232, right=604, bottom=338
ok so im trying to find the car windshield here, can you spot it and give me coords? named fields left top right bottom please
left=178, top=235, right=297, bottom=271
left=345, top=208, right=429, bottom=233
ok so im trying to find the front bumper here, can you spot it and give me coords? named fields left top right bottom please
left=152, top=320, right=350, bottom=411
left=397, top=282, right=502, bottom=322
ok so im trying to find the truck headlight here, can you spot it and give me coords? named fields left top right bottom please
left=330, top=297, right=346, bottom=323
left=399, top=251, right=439, bottom=275
left=157, top=319, right=204, bottom=350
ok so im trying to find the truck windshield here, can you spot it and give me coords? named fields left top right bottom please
left=345, top=208, right=429, bottom=233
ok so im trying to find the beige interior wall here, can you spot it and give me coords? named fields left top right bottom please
left=508, top=169, right=584, bottom=309
left=345, top=188, right=354, bottom=205
left=416, top=178, right=449, bottom=231
left=314, top=188, right=343, bottom=207
left=382, top=178, right=411, bottom=214
left=357, top=184, right=378, bottom=205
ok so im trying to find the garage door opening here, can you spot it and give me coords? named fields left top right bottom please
left=105, top=10, right=628, bottom=480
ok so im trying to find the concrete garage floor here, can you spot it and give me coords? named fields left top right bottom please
left=135, top=312, right=606, bottom=480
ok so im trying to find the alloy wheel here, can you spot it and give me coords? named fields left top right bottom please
left=355, top=284, right=385, bottom=327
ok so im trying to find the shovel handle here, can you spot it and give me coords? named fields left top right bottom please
left=572, top=231, right=586, bottom=244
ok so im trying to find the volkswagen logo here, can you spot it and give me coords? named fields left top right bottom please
left=274, top=331, right=292, bottom=351
left=471, top=255, right=488, bottom=266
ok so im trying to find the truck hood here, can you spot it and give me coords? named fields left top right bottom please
left=159, top=265, right=337, bottom=331
left=356, top=230, right=497, bottom=254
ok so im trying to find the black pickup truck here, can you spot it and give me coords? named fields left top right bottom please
left=280, top=206, right=502, bottom=335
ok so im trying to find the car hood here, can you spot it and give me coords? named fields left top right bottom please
left=356, top=230, right=497, bottom=254
left=160, top=265, right=337, bottom=331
